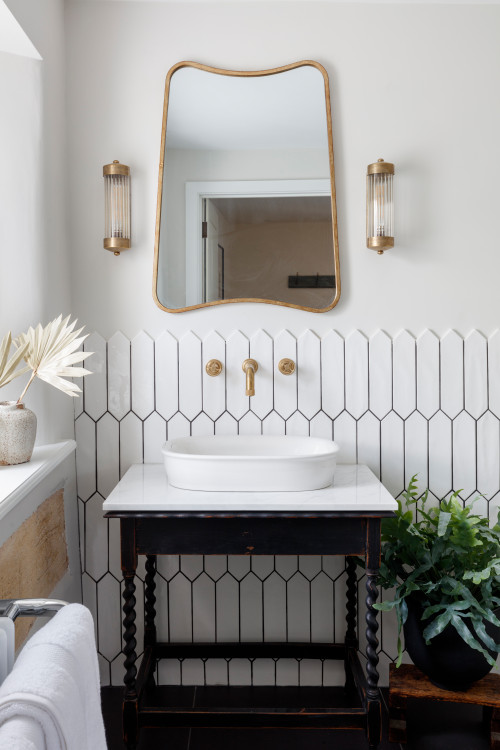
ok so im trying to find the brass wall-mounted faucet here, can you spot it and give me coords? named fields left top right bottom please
left=242, top=359, right=258, bottom=397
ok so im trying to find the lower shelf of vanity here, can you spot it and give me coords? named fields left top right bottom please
left=132, top=642, right=369, bottom=730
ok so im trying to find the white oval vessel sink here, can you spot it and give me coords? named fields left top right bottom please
left=162, top=435, right=339, bottom=492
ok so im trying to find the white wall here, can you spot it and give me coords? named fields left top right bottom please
left=0, top=50, right=43, bottom=333
left=66, top=1, right=500, bottom=339
left=2, top=0, right=74, bottom=444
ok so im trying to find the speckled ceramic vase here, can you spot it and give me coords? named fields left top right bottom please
left=0, top=401, right=37, bottom=466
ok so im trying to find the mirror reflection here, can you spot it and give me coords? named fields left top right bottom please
left=153, top=61, right=340, bottom=313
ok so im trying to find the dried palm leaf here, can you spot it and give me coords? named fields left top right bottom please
left=0, top=332, right=29, bottom=389
left=16, top=315, right=93, bottom=402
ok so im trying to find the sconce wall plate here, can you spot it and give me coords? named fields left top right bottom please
left=366, top=158, right=394, bottom=255
left=103, top=160, right=131, bottom=256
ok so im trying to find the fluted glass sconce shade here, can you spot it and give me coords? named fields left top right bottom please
left=103, top=160, right=130, bottom=256
left=366, top=159, right=394, bottom=254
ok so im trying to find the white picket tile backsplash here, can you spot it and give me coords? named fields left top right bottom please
left=465, top=330, right=488, bottom=419
left=489, top=331, right=500, bottom=419
left=345, top=331, right=368, bottom=419
left=250, top=329, right=273, bottom=419
left=191, top=411, right=214, bottom=436
left=310, top=410, right=333, bottom=440
left=107, top=332, right=131, bottom=421
left=357, top=412, right=381, bottom=478
left=95, top=413, right=119, bottom=498
left=453, top=410, right=477, bottom=498
left=262, top=411, right=285, bottom=435
left=416, top=330, right=439, bottom=418
left=75, top=413, right=96, bottom=501
left=239, top=410, right=261, bottom=434
left=274, top=330, right=297, bottom=419
left=380, top=412, right=404, bottom=497
left=155, top=331, right=178, bottom=420
left=143, top=412, right=167, bottom=463
left=297, top=330, right=321, bottom=419
left=226, top=331, right=250, bottom=420
left=131, top=332, right=155, bottom=420
left=428, top=412, right=452, bottom=499
left=477, top=412, right=500, bottom=503
left=84, top=492, right=108, bottom=581
left=215, top=411, right=238, bottom=435
left=179, top=332, right=203, bottom=420
left=392, top=330, right=416, bottom=419
left=75, top=328, right=500, bottom=687
left=202, top=330, right=226, bottom=419
left=369, top=331, right=392, bottom=419
left=440, top=330, right=464, bottom=418
left=120, top=412, right=143, bottom=475
left=404, top=411, right=428, bottom=488
left=83, top=333, right=107, bottom=421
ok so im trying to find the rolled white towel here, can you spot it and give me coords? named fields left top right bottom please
left=0, top=716, right=45, bottom=750
left=0, top=603, right=107, bottom=750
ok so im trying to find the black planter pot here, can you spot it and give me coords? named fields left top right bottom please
left=403, top=597, right=500, bottom=691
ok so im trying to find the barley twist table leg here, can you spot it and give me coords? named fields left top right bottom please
left=345, top=555, right=358, bottom=696
left=365, top=518, right=382, bottom=750
left=121, top=518, right=138, bottom=749
left=144, top=554, right=157, bottom=647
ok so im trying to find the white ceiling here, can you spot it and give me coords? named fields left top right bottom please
left=0, top=0, right=41, bottom=58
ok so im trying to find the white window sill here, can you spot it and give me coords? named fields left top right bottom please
left=0, top=440, right=76, bottom=524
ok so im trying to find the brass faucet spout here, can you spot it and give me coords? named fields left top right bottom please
left=242, top=359, right=258, bottom=397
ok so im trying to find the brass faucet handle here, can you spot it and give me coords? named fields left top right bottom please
left=278, top=358, right=296, bottom=375
left=206, top=359, right=223, bottom=377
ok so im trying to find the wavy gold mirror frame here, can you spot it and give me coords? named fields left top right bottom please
left=153, top=60, right=341, bottom=313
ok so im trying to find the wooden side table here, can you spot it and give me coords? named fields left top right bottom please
left=103, top=463, right=397, bottom=750
left=389, top=663, right=500, bottom=748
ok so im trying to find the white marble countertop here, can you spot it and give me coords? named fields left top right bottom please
left=103, top=463, right=397, bottom=513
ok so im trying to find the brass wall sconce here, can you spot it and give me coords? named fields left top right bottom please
left=103, top=160, right=131, bottom=256
left=366, top=159, right=394, bottom=254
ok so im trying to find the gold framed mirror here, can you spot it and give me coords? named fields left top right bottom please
left=153, top=60, right=340, bottom=313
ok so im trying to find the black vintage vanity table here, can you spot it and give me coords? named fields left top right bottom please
left=103, top=463, right=396, bottom=749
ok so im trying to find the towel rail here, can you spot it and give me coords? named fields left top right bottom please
left=0, top=599, right=68, bottom=622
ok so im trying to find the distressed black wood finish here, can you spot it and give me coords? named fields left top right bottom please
left=346, top=556, right=358, bottom=645
left=139, top=705, right=367, bottom=730
left=120, top=518, right=139, bottom=749
left=144, top=555, right=157, bottom=648
left=345, top=555, right=359, bottom=698
left=154, top=642, right=346, bottom=660
left=135, top=516, right=367, bottom=556
left=107, top=508, right=393, bottom=750
left=389, top=664, right=500, bottom=748
left=365, top=518, right=382, bottom=750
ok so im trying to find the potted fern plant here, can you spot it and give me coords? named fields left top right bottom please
left=374, top=476, right=500, bottom=690
left=0, top=315, right=92, bottom=465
